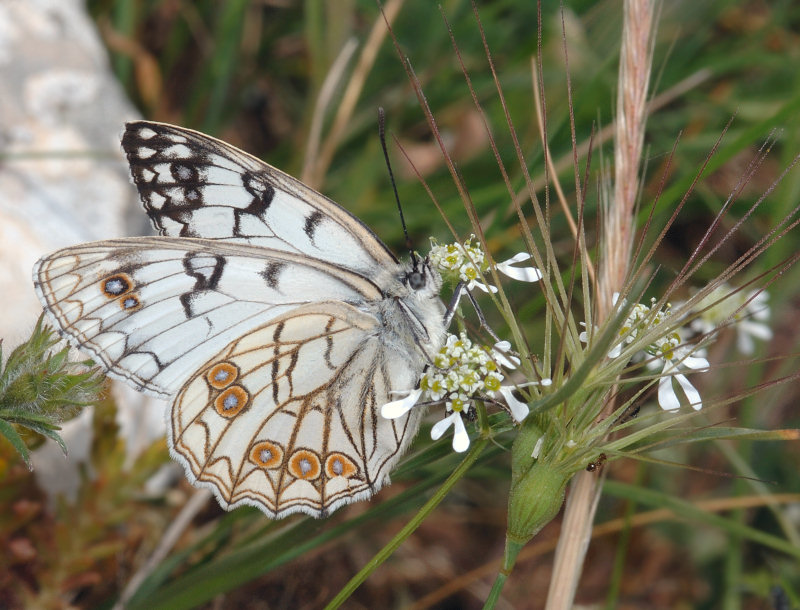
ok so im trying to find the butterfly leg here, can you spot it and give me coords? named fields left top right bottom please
left=442, top=281, right=467, bottom=329
left=465, top=288, right=504, bottom=345
left=442, top=282, right=503, bottom=346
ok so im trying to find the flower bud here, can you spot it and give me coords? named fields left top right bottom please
left=505, top=421, right=570, bottom=568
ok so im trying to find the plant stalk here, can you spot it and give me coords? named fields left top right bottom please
left=545, top=0, right=655, bottom=607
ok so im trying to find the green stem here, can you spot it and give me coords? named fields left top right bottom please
left=484, top=539, right=523, bottom=609
left=324, top=437, right=489, bottom=610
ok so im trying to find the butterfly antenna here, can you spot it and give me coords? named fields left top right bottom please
left=378, top=107, right=418, bottom=268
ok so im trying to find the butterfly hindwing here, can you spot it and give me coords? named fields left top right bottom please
left=121, top=121, right=397, bottom=278
left=171, top=302, right=424, bottom=517
left=33, top=237, right=383, bottom=398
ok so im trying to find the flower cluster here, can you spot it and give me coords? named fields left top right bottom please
left=685, top=285, right=771, bottom=355
left=429, top=235, right=488, bottom=286
left=429, top=235, right=542, bottom=292
left=382, top=332, right=539, bottom=452
left=581, top=295, right=709, bottom=411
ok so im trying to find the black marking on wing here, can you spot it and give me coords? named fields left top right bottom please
left=233, top=172, right=276, bottom=238
left=260, top=261, right=285, bottom=289
left=122, top=122, right=402, bottom=278
left=271, top=321, right=284, bottom=403
left=242, top=171, right=275, bottom=211
left=122, top=126, right=210, bottom=237
left=284, top=348, right=299, bottom=402
left=323, top=316, right=337, bottom=370
left=123, top=123, right=279, bottom=241
left=170, top=163, right=200, bottom=183
left=304, top=210, right=324, bottom=242
left=179, top=252, right=226, bottom=318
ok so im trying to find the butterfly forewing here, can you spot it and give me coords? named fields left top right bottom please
left=122, top=121, right=397, bottom=278
left=33, top=237, right=383, bottom=397
left=171, top=302, right=424, bottom=518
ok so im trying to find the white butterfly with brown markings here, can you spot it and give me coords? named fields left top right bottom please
left=33, top=122, right=446, bottom=518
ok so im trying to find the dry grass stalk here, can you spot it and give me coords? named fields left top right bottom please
left=601, top=0, right=655, bottom=314
left=545, top=1, right=656, bottom=608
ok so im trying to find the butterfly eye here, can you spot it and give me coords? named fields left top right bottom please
left=408, top=271, right=426, bottom=290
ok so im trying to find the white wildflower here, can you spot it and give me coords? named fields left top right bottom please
left=429, top=235, right=541, bottom=292
left=653, top=347, right=710, bottom=411
left=688, top=285, right=772, bottom=355
left=582, top=293, right=711, bottom=411
left=381, top=331, right=546, bottom=452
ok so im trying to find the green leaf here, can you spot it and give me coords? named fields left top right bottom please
left=0, top=418, right=32, bottom=469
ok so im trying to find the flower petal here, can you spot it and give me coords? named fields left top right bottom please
left=674, top=372, right=703, bottom=410
left=451, top=414, right=471, bottom=452
left=502, top=252, right=533, bottom=264
left=430, top=412, right=456, bottom=441
left=468, top=280, right=499, bottom=293
left=496, top=253, right=542, bottom=282
left=682, top=355, right=709, bottom=371
left=381, top=388, right=423, bottom=419
left=737, top=331, right=755, bottom=356
left=499, top=386, right=529, bottom=422
left=741, top=320, right=772, bottom=340
left=491, top=342, right=521, bottom=369
left=658, top=375, right=681, bottom=411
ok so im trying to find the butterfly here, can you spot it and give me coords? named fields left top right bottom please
left=33, top=121, right=447, bottom=518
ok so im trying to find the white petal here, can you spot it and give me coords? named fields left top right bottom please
left=499, top=386, right=529, bottom=422
left=502, top=252, right=532, bottom=264
left=496, top=253, right=542, bottom=283
left=674, top=373, right=703, bottom=410
left=751, top=304, right=771, bottom=321
left=682, top=356, right=709, bottom=371
left=469, top=280, right=498, bottom=293
left=451, top=414, right=471, bottom=452
left=608, top=342, right=623, bottom=358
left=736, top=331, right=755, bottom=355
left=658, top=375, right=681, bottom=411
left=492, top=341, right=521, bottom=368
left=381, top=388, right=423, bottom=419
left=741, top=320, right=772, bottom=340
left=492, top=350, right=520, bottom=370
left=431, top=412, right=457, bottom=441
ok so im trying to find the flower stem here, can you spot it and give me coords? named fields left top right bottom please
left=324, top=437, right=488, bottom=610
left=484, top=538, right=523, bottom=609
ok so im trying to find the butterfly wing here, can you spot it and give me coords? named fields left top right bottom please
left=171, top=301, right=423, bottom=518
left=121, top=121, right=397, bottom=278
left=33, top=237, right=385, bottom=398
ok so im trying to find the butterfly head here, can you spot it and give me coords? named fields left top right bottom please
left=404, top=255, right=442, bottom=297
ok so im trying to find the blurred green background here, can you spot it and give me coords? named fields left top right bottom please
left=2, top=1, right=799, bottom=608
